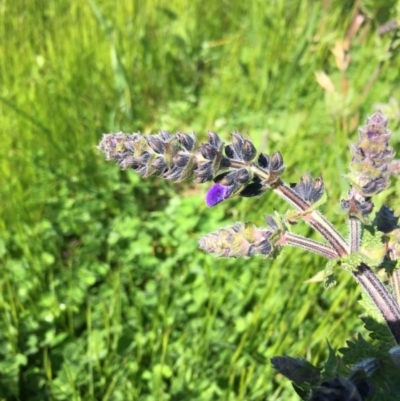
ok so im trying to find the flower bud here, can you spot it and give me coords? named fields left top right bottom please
left=235, top=168, right=251, bottom=184
left=176, top=132, right=197, bottom=151
left=194, top=162, right=214, bottom=183
left=291, top=173, right=324, bottom=204
left=199, top=222, right=274, bottom=257
left=256, top=151, right=285, bottom=185
left=225, top=133, right=256, bottom=162
left=375, top=205, right=399, bottom=233
left=198, top=132, right=226, bottom=179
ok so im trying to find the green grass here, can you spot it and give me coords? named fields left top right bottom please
left=1, top=0, right=400, bottom=400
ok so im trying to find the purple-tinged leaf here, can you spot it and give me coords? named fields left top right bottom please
left=231, top=133, right=245, bottom=158
left=242, top=139, right=256, bottom=161
left=291, top=173, right=324, bottom=203
left=176, top=132, right=196, bottom=151
left=270, top=151, right=285, bottom=172
left=194, top=162, right=214, bottom=183
left=207, top=131, right=223, bottom=148
left=235, top=168, right=251, bottom=184
left=146, top=136, right=164, bottom=154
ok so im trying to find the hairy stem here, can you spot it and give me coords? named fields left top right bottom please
left=273, top=181, right=349, bottom=256
left=349, top=217, right=362, bottom=253
left=390, top=269, right=400, bottom=309
left=279, top=232, right=338, bottom=259
left=248, top=160, right=348, bottom=256
left=355, top=263, right=400, bottom=344
left=249, top=160, right=400, bottom=341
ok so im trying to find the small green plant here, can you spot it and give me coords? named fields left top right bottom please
left=98, top=110, right=400, bottom=400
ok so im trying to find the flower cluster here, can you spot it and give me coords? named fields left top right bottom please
left=99, top=111, right=400, bottom=399
left=199, top=216, right=283, bottom=258
left=341, top=111, right=395, bottom=220
left=98, top=130, right=286, bottom=207
left=291, top=172, right=324, bottom=204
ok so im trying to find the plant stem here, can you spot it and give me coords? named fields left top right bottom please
left=389, top=269, right=400, bottom=309
left=273, top=181, right=349, bottom=256
left=349, top=216, right=362, bottom=253
left=355, top=263, right=400, bottom=344
left=280, top=232, right=338, bottom=259
left=249, top=160, right=400, bottom=342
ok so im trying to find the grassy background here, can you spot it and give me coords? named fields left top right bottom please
left=1, top=0, right=400, bottom=400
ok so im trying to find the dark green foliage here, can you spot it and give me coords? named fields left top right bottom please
left=271, top=357, right=321, bottom=386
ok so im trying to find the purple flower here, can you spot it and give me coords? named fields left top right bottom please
left=205, top=183, right=233, bottom=207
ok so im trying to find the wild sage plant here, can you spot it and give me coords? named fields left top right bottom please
left=98, top=111, right=400, bottom=400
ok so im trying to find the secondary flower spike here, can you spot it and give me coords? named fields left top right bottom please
left=198, top=222, right=275, bottom=258
left=342, top=110, right=395, bottom=220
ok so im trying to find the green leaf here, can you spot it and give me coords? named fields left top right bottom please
left=360, top=225, right=386, bottom=267
left=361, top=316, right=395, bottom=349
left=339, top=334, right=377, bottom=365
left=322, top=341, right=339, bottom=379
left=303, top=269, right=325, bottom=283
left=323, top=260, right=337, bottom=289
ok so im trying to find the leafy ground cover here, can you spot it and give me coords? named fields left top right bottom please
left=1, top=0, right=400, bottom=400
